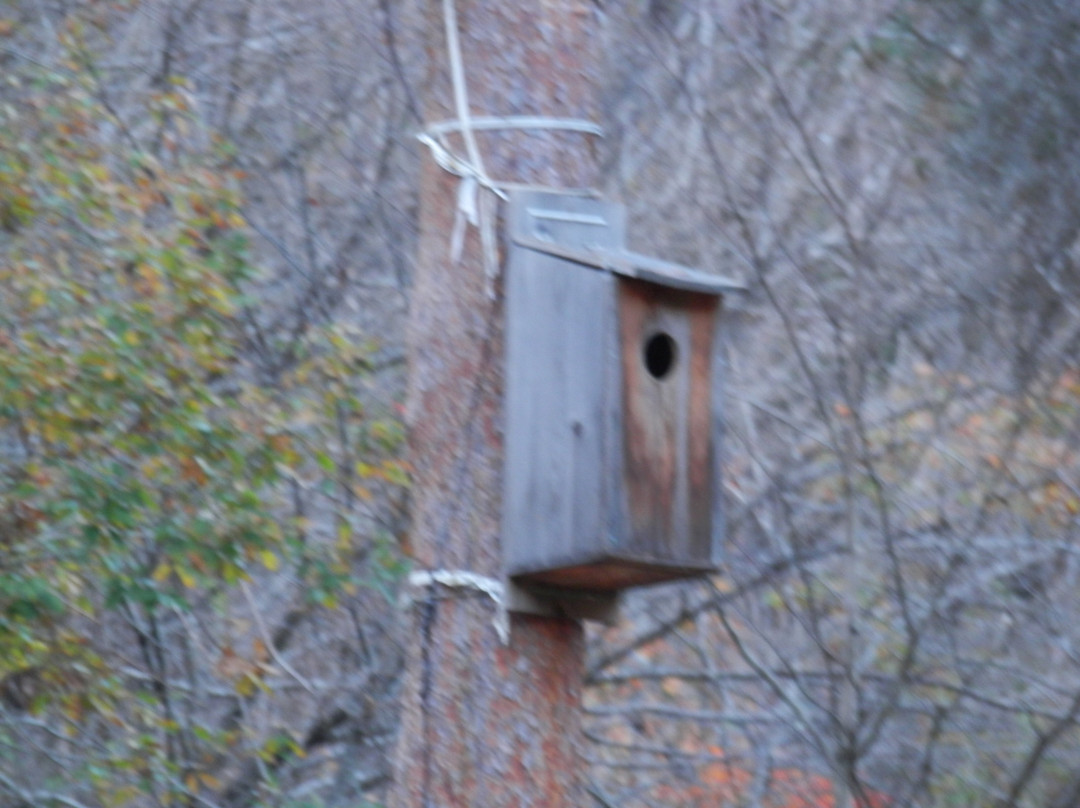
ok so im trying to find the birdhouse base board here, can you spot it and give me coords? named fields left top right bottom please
left=511, top=557, right=717, bottom=592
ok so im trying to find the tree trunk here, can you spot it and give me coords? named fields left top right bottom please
left=388, top=1, right=602, bottom=807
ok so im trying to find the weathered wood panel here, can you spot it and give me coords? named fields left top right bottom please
left=618, top=278, right=719, bottom=564
left=503, top=192, right=623, bottom=580
left=503, top=255, right=612, bottom=574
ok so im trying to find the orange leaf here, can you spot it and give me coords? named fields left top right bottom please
left=180, top=455, right=209, bottom=485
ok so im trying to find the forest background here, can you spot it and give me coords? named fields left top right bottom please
left=2, top=1, right=1080, bottom=807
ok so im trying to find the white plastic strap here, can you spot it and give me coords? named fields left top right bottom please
left=420, top=0, right=603, bottom=298
left=404, top=569, right=510, bottom=644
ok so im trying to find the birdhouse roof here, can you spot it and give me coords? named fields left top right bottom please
left=512, top=233, right=745, bottom=295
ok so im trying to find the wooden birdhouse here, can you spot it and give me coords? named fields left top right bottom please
left=502, top=190, right=743, bottom=594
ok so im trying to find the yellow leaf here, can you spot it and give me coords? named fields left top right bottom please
left=260, top=550, right=280, bottom=572
left=151, top=563, right=172, bottom=583
left=184, top=773, right=199, bottom=794
left=42, top=422, right=60, bottom=444
left=109, top=785, right=139, bottom=807
left=235, top=674, right=257, bottom=697
left=198, top=773, right=222, bottom=790
left=28, top=287, right=47, bottom=309
left=124, top=331, right=140, bottom=346
left=177, top=567, right=196, bottom=589
left=108, top=790, right=139, bottom=808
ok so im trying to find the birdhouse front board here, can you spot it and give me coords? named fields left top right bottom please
left=502, top=190, right=741, bottom=593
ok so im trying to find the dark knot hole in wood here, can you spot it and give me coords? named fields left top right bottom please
left=643, top=331, right=677, bottom=380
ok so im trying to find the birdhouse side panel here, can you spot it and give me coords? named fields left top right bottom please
left=617, top=278, right=719, bottom=565
left=502, top=256, right=615, bottom=577
left=708, top=298, right=726, bottom=566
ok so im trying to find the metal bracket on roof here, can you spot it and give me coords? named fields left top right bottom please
left=508, top=190, right=747, bottom=296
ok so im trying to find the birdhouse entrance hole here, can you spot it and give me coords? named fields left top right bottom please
left=644, top=332, right=677, bottom=380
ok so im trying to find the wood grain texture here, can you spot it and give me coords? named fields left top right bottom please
left=502, top=193, right=620, bottom=581
left=619, top=279, right=719, bottom=564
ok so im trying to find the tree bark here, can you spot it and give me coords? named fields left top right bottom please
left=388, top=1, right=602, bottom=807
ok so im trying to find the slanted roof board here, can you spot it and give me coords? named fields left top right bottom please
left=511, top=233, right=745, bottom=296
